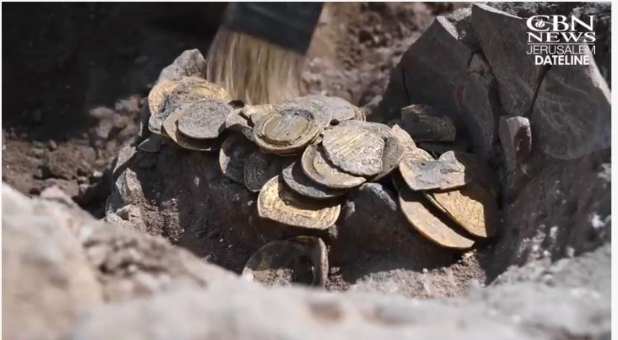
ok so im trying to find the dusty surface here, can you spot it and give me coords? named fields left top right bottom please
left=3, top=186, right=610, bottom=340
left=1, top=2, right=612, bottom=339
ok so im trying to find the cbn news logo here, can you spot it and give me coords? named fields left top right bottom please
left=525, top=15, right=596, bottom=66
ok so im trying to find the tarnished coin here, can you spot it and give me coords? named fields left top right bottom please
left=244, top=151, right=292, bottom=192
left=176, top=100, right=231, bottom=140
left=322, top=125, right=384, bottom=176
left=301, top=144, right=366, bottom=189
left=148, top=77, right=230, bottom=135
left=253, top=108, right=320, bottom=155
left=279, top=95, right=361, bottom=128
left=241, top=236, right=328, bottom=287
left=337, top=120, right=403, bottom=179
left=424, top=182, right=498, bottom=238
left=219, top=134, right=257, bottom=184
left=167, top=76, right=231, bottom=107
left=257, top=176, right=341, bottom=230
left=148, top=80, right=178, bottom=117
left=399, top=150, right=469, bottom=191
left=244, top=104, right=275, bottom=126
left=147, top=80, right=178, bottom=134
left=225, top=108, right=254, bottom=142
left=281, top=161, right=346, bottom=200
left=161, top=105, right=219, bottom=151
left=392, top=124, right=433, bottom=161
left=398, top=181, right=474, bottom=249
left=176, top=133, right=221, bottom=152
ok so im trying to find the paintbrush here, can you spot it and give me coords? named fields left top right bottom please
left=206, top=3, right=323, bottom=105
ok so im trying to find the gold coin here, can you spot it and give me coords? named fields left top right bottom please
left=148, top=80, right=178, bottom=116
left=253, top=108, right=320, bottom=155
left=243, top=151, right=292, bottom=192
left=257, top=176, right=341, bottom=230
left=241, top=236, right=328, bottom=287
left=168, top=76, right=231, bottom=106
left=336, top=120, right=403, bottom=180
left=161, top=106, right=217, bottom=151
left=322, top=125, right=385, bottom=176
left=424, top=183, right=498, bottom=238
left=301, top=144, right=366, bottom=189
left=148, top=77, right=231, bottom=135
left=397, top=180, right=474, bottom=249
left=176, top=100, right=231, bottom=140
left=399, top=150, right=468, bottom=191
left=219, top=134, right=256, bottom=184
left=147, top=80, right=178, bottom=134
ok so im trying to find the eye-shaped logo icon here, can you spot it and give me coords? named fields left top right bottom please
left=533, top=20, right=545, bottom=29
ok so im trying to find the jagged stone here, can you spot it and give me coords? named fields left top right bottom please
left=157, top=49, right=207, bottom=83
left=400, top=104, right=456, bottom=142
left=498, top=116, right=531, bottom=172
left=531, top=48, right=611, bottom=160
left=471, top=4, right=543, bottom=116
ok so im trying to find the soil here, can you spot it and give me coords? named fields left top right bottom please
left=3, top=3, right=483, bottom=295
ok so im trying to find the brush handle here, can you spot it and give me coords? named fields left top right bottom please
left=222, top=3, right=323, bottom=55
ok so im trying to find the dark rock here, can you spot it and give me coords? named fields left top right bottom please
left=498, top=116, right=531, bottom=172
left=454, top=53, right=500, bottom=160
left=333, top=183, right=459, bottom=267
left=400, top=104, right=456, bottom=142
left=156, top=49, right=207, bottom=83
left=489, top=152, right=610, bottom=276
left=396, top=16, right=471, bottom=119
left=531, top=48, right=610, bottom=160
left=471, top=4, right=544, bottom=116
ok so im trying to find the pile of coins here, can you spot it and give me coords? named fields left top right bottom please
left=143, top=75, right=499, bottom=285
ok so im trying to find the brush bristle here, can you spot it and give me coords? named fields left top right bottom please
left=206, top=29, right=304, bottom=105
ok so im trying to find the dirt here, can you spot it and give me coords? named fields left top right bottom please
left=303, top=3, right=435, bottom=108
left=3, top=3, right=485, bottom=296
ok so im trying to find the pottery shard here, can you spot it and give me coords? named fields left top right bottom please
left=531, top=48, right=610, bottom=160
left=401, top=104, right=456, bottom=142
left=471, top=4, right=543, bottom=116
left=499, top=116, right=532, bottom=172
left=322, top=126, right=385, bottom=177
left=257, top=176, right=341, bottom=230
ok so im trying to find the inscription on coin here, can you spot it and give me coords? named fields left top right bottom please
left=176, top=100, right=231, bottom=140
left=425, top=183, right=497, bottom=238
left=322, top=126, right=384, bottom=176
